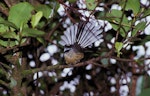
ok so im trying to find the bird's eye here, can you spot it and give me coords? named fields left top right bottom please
left=64, top=47, right=71, bottom=52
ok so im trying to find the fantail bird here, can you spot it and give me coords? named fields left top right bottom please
left=59, top=20, right=102, bottom=64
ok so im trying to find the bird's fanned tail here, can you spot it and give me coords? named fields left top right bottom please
left=59, top=20, right=102, bottom=48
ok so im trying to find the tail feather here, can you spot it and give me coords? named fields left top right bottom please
left=77, top=22, right=94, bottom=45
left=60, top=24, right=78, bottom=46
left=70, top=24, right=78, bottom=44
left=60, top=35, right=68, bottom=45
left=83, top=35, right=102, bottom=47
left=77, top=21, right=101, bottom=47
left=76, top=23, right=85, bottom=44
left=64, top=29, right=72, bottom=45
left=59, top=20, right=102, bottom=48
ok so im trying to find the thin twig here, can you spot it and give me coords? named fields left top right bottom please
left=115, top=0, right=127, bottom=41
left=45, top=17, right=67, bottom=41
left=0, top=80, right=9, bottom=88
left=4, top=0, right=12, bottom=8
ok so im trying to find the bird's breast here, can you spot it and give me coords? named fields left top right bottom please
left=64, top=50, right=84, bottom=64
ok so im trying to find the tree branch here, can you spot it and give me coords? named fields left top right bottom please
left=22, top=56, right=102, bottom=76
left=22, top=54, right=138, bottom=77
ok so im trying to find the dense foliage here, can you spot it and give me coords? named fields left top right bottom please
left=0, top=0, right=150, bottom=96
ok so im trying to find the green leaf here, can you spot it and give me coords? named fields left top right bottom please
left=20, top=38, right=27, bottom=45
left=0, top=16, right=18, bottom=30
left=8, top=2, right=34, bottom=29
left=37, top=37, right=45, bottom=44
left=110, top=9, right=122, bottom=18
left=0, top=17, right=18, bottom=39
left=10, top=77, right=17, bottom=88
left=85, top=0, right=98, bottom=10
left=107, top=9, right=130, bottom=37
left=0, top=17, right=8, bottom=33
left=0, top=40, right=17, bottom=47
left=125, top=0, right=140, bottom=15
left=120, top=29, right=126, bottom=37
left=0, top=20, right=18, bottom=30
left=143, top=9, right=150, bottom=17
left=115, top=42, right=123, bottom=57
left=132, top=22, right=147, bottom=36
left=111, top=23, right=126, bottom=37
left=106, top=9, right=122, bottom=22
left=140, top=36, right=150, bottom=45
left=1, top=31, right=17, bottom=39
left=110, top=9, right=129, bottom=25
left=0, top=24, right=9, bottom=33
left=22, top=28, right=45, bottom=37
left=139, top=88, right=150, bottom=96
left=37, top=21, right=45, bottom=29
left=35, top=5, right=52, bottom=19
left=31, top=11, right=43, bottom=28
left=115, top=42, right=123, bottom=52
